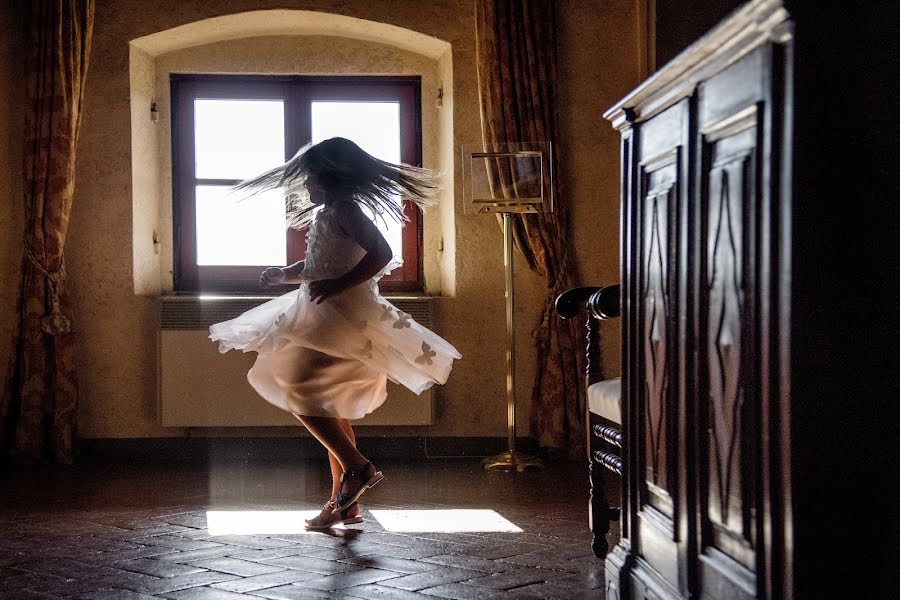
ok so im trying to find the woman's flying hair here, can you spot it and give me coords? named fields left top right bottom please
left=232, top=137, right=440, bottom=229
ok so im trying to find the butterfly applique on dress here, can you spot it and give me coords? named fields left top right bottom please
left=358, top=339, right=374, bottom=359
left=415, top=341, right=437, bottom=365
left=393, top=312, right=412, bottom=329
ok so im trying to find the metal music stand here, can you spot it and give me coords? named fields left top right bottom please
left=462, top=142, right=553, bottom=472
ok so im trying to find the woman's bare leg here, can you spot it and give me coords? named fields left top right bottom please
left=295, top=414, right=380, bottom=511
left=294, top=415, right=362, bottom=526
left=328, top=420, right=357, bottom=499
left=339, top=418, right=357, bottom=448
left=291, top=414, right=359, bottom=500
left=327, top=451, right=342, bottom=500
left=295, top=415, right=368, bottom=472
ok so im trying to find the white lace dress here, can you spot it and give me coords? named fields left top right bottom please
left=208, top=205, right=461, bottom=420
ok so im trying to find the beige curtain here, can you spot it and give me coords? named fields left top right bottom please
left=475, top=0, right=585, bottom=457
left=1, top=0, right=94, bottom=463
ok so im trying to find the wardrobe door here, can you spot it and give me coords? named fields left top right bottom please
left=628, top=99, right=692, bottom=599
left=695, top=44, right=776, bottom=600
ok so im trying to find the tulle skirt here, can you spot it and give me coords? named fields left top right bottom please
left=209, top=280, right=460, bottom=419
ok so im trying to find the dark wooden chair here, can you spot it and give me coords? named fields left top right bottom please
left=555, top=284, right=622, bottom=558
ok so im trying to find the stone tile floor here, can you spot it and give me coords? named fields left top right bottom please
left=0, top=458, right=612, bottom=599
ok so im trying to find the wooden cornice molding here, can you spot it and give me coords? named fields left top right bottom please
left=604, top=0, right=791, bottom=131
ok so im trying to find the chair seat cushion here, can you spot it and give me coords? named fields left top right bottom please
left=588, top=377, right=622, bottom=424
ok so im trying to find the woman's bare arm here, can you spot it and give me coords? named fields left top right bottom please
left=259, top=260, right=304, bottom=287
left=281, top=260, right=305, bottom=283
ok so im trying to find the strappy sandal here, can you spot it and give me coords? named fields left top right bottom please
left=333, top=462, right=384, bottom=513
left=305, top=500, right=363, bottom=529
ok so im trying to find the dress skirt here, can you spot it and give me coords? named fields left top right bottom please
left=248, top=344, right=388, bottom=420
left=209, top=278, right=460, bottom=420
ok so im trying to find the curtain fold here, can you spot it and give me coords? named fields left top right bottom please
left=1, top=0, right=94, bottom=464
left=475, top=0, right=585, bottom=457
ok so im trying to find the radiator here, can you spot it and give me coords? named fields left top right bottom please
left=158, top=296, right=435, bottom=427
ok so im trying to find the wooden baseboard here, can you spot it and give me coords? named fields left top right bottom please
left=77, top=436, right=542, bottom=464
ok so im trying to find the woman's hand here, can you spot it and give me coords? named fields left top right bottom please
left=309, top=278, right=346, bottom=304
left=259, top=267, right=286, bottom=288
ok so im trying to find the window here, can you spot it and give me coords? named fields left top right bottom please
left=171, top=75, right=424, bottom=293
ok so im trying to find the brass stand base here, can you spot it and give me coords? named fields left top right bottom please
left=482, top=450, right=544, bottom=472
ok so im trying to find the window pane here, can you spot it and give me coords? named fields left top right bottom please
left=196, top=185, right=287, bottom=266
left=195, top=99, right=285, bottom=180
left=311, top=101, right=403, bottom=260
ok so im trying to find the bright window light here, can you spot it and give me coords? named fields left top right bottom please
left=192, top=99, right=409, bottom=269
left=311, top=101, right=404, bottom=260
left=195, top=99, right=285, bottom=180
left=196, top=186, right=287, bottom=266
left=194, top=99, right=287, bottom=267
left=369, top=509, right=523, bottom=533
left=206, top=510, right=333, bottom=536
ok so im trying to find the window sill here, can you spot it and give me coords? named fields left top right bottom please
left=159, top=292, right=438, bottom=301
left=159, top=292, right=439, bottom=330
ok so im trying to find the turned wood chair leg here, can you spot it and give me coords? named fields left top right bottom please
left=589, top=459, right=613, bottom=558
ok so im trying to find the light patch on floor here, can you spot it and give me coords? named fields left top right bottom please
left=206, top=510, right=335, bottom=535
left=369, top=509, right=523, bottom=533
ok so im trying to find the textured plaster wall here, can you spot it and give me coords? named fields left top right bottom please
left=655, top=0, right=743, bottom=67
left=0, top=4, right=24, bottom=383
left=129, top=45, right=161, bottom=296
left=67, top=0, right=640, bottom=440
left=436, top=49, right=457, bottom=296
left=559, top=0, right=644, bottom=377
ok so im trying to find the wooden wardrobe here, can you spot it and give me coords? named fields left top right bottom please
left=601, top=1, right=896, bottom=598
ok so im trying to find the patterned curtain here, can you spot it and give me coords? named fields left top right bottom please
left=475, top=0, right=585, bottom=457
left=1, top=0, right=95, bottom=464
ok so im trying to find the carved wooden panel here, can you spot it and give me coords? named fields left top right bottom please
left=639, top=151, right=679, bottom=519
left=701, top=107, right=759, bottom=572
